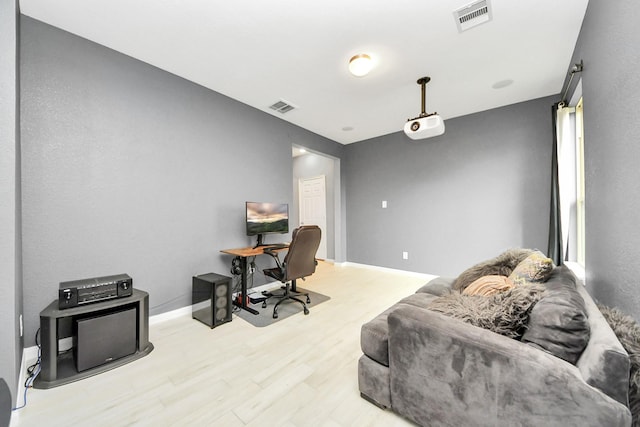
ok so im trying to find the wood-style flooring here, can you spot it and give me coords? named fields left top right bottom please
left=14, top=262, right=433, bottom=427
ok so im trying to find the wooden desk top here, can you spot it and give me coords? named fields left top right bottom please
left=220, top=245, right=288, bottom=258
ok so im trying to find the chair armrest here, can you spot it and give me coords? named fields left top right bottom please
left=263, top=248, right=283, bottom=270
left=387, top=304, right=631, bottom=427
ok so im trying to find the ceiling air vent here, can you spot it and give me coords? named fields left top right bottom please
left=454, top=0, right=492, bottom=33
left=269, top=100, right=297, bottom=114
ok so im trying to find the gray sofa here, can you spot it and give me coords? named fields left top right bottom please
left=358, top=262, right=633, bottom=426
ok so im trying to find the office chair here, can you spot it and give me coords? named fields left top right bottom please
left=261, top=225, right=322, bottom=319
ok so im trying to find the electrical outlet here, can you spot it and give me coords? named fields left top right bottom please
left=403, top=251, right=409, bottom=260
left=382, top=200, right=388, bottom=208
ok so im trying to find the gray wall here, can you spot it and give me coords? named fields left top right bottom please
left=345, top=95, right=556, bottom=277
left=565, top=0, right=640, bottom=320
left=20, top=16, right=344, bottom=347
left=292, top=152, right=336, bottom=259
left=0, top=0, right=21, bottom=406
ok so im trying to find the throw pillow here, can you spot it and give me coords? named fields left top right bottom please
left=521, top=266, right=590, bottom=364
left=452, top=248, right=534, bottom=292
left=427, top=282, right=547, bottom=339
left=462, top=275, right=514, bottom=296
left=508, top=251, right=554, bottom=286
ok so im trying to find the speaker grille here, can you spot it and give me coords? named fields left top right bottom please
left=74, top=307, right=137, bottom=372
left=192, top=273, right=232, bottom=328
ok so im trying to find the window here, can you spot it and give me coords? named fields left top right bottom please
left=575, top=97, right=585, bottom=266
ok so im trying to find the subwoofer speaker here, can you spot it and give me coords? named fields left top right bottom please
left=74, top=306, right=137, bottom=372
left=192, top=273, right=232, bottom=328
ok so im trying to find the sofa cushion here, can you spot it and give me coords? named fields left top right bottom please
left=452, top=248, right=534, bottom=292
left=521, top=266, right=590, bottom=364
left=508, top=251, right=554, bottom=286
left=598, top=304, right=640, bottom=419
left=360, top=292, right=437, bottom=366
left=427, top=282, right=546, bottom=339
left=462, top=275, right=514, bottom=296
left=416, top=276, right=454, bottom=296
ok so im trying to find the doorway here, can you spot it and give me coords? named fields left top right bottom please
left=299, top=175, right=327, bottom=259
left=292, top=146, right=340, bottom=261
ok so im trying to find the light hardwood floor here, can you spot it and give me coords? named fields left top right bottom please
left=14, top=262, right=433, bottom=427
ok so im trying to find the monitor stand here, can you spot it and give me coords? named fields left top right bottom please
left=253, top=234, right=266, bottom=249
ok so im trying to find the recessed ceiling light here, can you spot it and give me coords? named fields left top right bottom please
left=492, top=79, right=514, bottom=89
left=348, top=54, right=373, bottom=77
left=342, top=126, right=354, bottom=131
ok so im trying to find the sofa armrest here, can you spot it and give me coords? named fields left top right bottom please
left=387, top=304, right=631, bottom=427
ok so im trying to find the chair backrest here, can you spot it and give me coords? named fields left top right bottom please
left=283, top=225, right=322, bottom=281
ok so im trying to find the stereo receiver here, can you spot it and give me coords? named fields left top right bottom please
left=58, top=274, right=133, bottom=310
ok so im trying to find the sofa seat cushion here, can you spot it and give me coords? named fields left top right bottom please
left=416, top=276, right=455, bottom=296
left=521, top=266, right=590, bottom=364
left=360, top=293, right=437, bottom=366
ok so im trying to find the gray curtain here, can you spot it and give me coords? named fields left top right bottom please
left=548, top=102, right=563, bottom=265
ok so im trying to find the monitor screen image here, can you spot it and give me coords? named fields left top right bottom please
left=246, top=202, right=289, bottom=237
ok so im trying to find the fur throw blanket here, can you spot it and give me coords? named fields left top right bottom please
left=427, top=282, right=547, bottom=339
left=452, top=248, right=534, bottom=291
left=598, top=305, right=640, bottom=426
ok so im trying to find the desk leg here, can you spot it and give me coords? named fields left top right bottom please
left=233, top=256, right=259, bottom=315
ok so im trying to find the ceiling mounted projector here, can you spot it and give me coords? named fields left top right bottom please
left=404, top=77, right=445, bottom=140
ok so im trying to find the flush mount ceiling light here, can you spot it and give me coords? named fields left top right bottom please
left=348, top=54, right=373, bottom=77
left=404, top=77, right=445, bottom=140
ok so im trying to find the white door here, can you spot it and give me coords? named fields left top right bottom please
left=299, top=175, right=327, bottom=259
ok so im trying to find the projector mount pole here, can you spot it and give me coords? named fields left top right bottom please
left=407, top=76, right=438, bottom=122
left=416, top=77, right=436, bottom=118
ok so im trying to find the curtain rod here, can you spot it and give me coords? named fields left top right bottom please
left=559, top=60, right=584, bottom=107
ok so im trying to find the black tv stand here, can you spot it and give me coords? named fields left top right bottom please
left=35, top=289, right=153, bottom=389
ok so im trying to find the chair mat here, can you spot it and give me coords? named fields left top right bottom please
left=234, top=287, right=330, bottom=327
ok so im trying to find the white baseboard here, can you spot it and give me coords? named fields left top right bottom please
left=148, top=306, right=192, bottom=326
left=339, top=261, right=438, bottom=281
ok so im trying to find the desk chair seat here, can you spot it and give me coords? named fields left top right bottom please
left=261, top=225, right=321, bottom=319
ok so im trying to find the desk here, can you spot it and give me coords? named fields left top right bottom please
left=220, top=245, right=288, bottom=315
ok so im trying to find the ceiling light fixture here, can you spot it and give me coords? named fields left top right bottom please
left=404, top=77, right=445, bottom=140
left=348, top=54, right=373, bottom=77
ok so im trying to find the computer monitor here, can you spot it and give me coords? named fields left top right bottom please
left=246, top=201, right=289, bottom=247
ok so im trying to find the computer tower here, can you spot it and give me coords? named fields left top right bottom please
left=74, top=306, right=137, bottom=372
left=192, top=273, right=232, bottom=328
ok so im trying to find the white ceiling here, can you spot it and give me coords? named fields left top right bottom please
left=19, top=0, right=589, bottom=145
